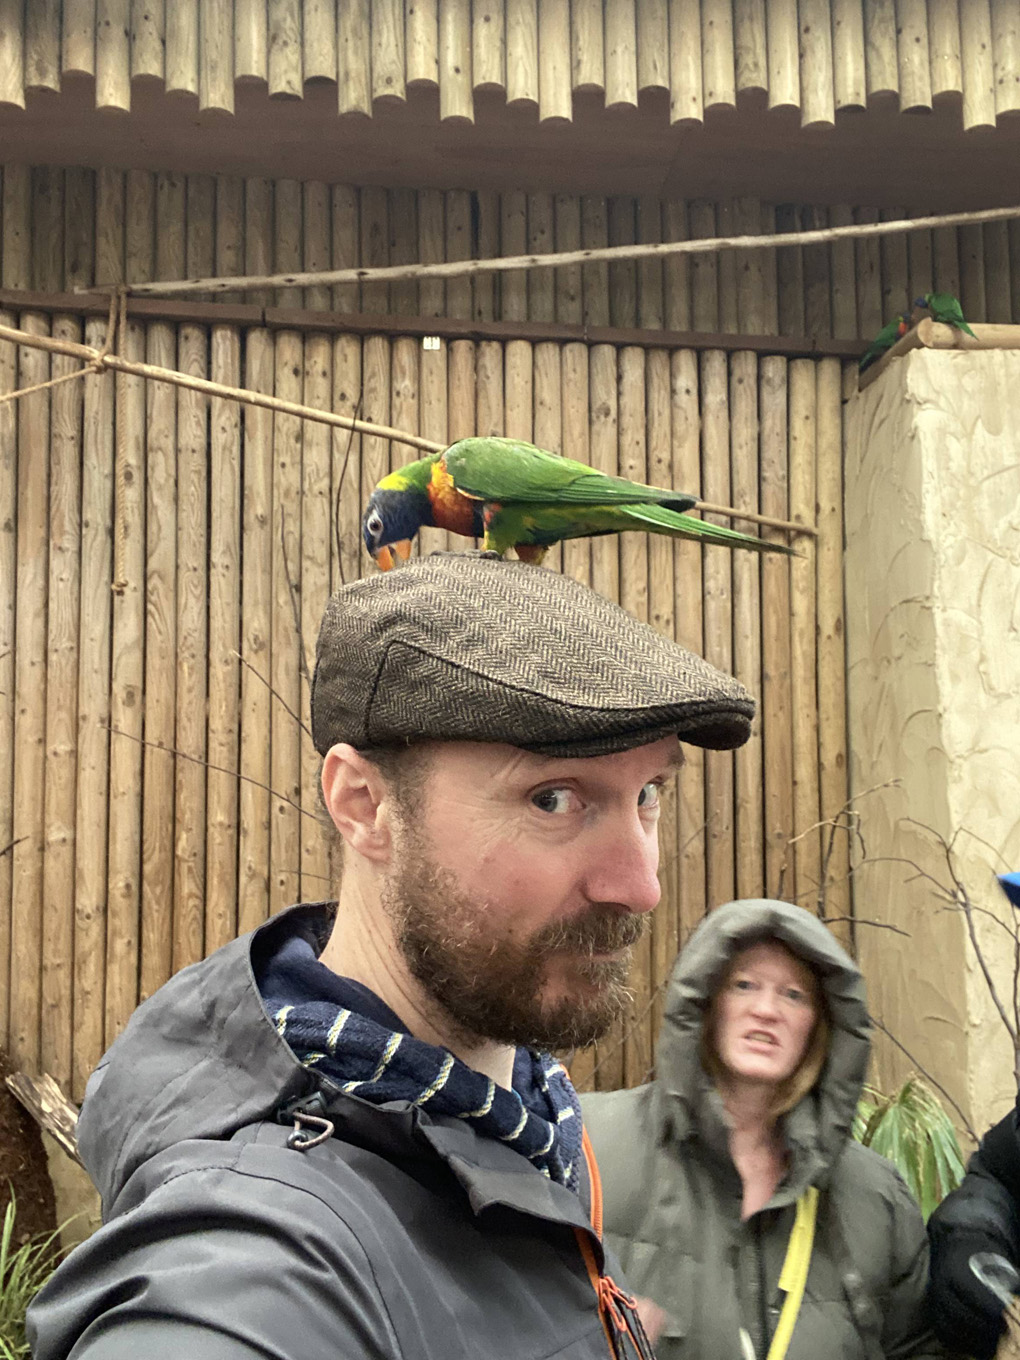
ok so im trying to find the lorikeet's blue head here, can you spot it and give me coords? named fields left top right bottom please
left=362, top=486, right=431, bottom=570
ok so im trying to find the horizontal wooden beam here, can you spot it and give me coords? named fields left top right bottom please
left=0, top=288, right=868, bottom=359
left=856, top=318, right=1020, bottom=389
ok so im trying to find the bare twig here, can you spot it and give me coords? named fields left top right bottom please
left=232, top=650, right=312, bottom=740
left=0, top=836, right=25, bottom=859
left=825, top=916, right=911, bottom=937
left=871, top=1016, right=978, bottom=1145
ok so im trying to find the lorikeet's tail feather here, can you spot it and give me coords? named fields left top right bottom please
left=622, top=502, right=797, bottom=554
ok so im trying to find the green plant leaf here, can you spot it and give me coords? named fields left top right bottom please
left=851, top=1076, right=965, bottom=1218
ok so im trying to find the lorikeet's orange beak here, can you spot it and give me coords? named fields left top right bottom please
left=373, top=540, right=412, bottom=572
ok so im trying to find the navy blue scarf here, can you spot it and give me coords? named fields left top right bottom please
left=259, top=933, right=584, bottom=1191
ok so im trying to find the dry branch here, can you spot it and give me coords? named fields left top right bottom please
left=5, top=1070, right=81, bottom=1165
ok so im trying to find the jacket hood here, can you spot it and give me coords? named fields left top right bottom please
left=76, top=904, right=334, bottom=1212
left=656, top=899, right=871, bottom=1189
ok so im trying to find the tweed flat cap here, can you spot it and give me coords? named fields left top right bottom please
left=311, top=552, right=754, bottom=757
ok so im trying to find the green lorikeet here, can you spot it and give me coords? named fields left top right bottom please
left=915, top=292, right=977, bottom=337
left=361, top=436, right=793, bottom=569
left=859, top=313, right=911, bottom=373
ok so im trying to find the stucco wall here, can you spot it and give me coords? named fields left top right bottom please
left=845, top=349, right=1020, bottom=1140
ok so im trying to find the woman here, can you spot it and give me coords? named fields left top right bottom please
left=581, top=898, right=942, bottom=1360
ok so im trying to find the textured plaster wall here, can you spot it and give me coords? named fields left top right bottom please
left=845, top=350, right=1020, bottom=1139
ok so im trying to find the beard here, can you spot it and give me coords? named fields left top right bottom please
left=380, top=816, right=647, bottom=1052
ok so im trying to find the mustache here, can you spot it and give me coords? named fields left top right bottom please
left=531, top=906, right=649, bottom=956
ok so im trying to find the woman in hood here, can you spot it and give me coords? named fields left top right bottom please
left=580, top=899, right=942, bottom=1360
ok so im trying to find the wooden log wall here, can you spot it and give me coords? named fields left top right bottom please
left=5, top=165, right=967, bottom=1100
left=0, top=0, right=1013, bottom=131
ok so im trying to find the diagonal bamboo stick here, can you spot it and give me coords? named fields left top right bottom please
left=0, top=317, right=813, bottom=536
left=111, top=203, right=1020, bottom=299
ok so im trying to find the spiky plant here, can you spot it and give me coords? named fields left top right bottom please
left=852, top=1076, right=966, bottom=1219
left=0, top=1194, right=63, bottom=1360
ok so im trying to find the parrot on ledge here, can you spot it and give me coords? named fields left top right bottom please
left=915, top=292, right=977, bottom=338
left=361, top=436, right=794, bottom=569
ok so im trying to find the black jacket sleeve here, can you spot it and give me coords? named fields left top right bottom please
left=927, top=1099, right=1020, bottom=1360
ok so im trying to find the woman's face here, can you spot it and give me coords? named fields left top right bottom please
left=711, top=940, right=819, bottom=1091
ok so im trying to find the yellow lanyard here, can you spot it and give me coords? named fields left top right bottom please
left=765, top=1187, right=819, bottom=1360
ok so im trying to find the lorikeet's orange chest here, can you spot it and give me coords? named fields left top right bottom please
left=427, top=458, right=483, bottom=536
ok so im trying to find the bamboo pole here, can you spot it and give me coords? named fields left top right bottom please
left=959, top=222, right=988, bottom=320
left=572, top=0, right=604, bottom=92
left=733, top=0, right=767, bottom=95
left=269, top=0, right=302, bottom=97
left=702, top=0, right=737, bottom=108
left=759, top=355, right=793, bottom=897
left=896, top=0, right=932, bottom=109
left=200, top=0, right=235, bottom=112
left=789, top=359, right=820, bottom=908
left=928, top=0, right=963, bottom=97
left=767, top=0, right=800, bottom=107
left=539, top=0, right=572, bottom=121
left=139, top=173, right=182, bottom=1000
left=96, top=0, right=131, bottom=109
left=440, top=0, right=473, bottom=118
left=775, top=204, right=805, bottom=335
left=833, top=0, right=867, bottom=108
left=0, top=0, right=25, bottom=107
left=992, top=0, right=1020, bottom=116
left=961, top=0, right=997, bottom=128
left=814, top=357, right=849, bottom=947
left=473, top=0, right=506, bottom=91
left=205, top=320, right=242, bottom=954
left=407, top=0, right=440, bottom=85
left=338, top=0, right=371, bottom=113
left=70, top=169, right=119, bottom=1098
left=62, top=0, right=96, bottom=77
left=304, top=0, right=338, bottom=80
left=506, top=0, right=539, bottom=105
left=235, top=0, right=268, bottom=80
left=799, top=0, right=836, bottom=125
left=881, top=205, right=910, bottom=317
left=605, top=0, right=639, bottom=108
left=373, top=0, right=406, bottom=102
left=166, top=0, right=200, bottom=95
left=25, top=0, right=61, bottom=93
left=986, top=220, right=1013, bottom=320
left=864, top=0, right=898, bottom=97
left=131, top=0, right=166, bottom=81
left=854, top=206, right=883, bottom=341
left=637, top=0, right=670, bottom=91
left=670, top=0, right=703, bottom=120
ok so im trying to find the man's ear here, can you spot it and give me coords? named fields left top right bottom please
left=321, top=745, right=393, bottom=863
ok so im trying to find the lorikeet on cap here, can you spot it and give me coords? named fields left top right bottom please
left=362, top=436, right=793, bottom=569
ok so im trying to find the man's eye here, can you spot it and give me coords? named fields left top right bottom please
left=637, top=781, right=660, bottom=809
left=531, top=788, right=576, bottom=815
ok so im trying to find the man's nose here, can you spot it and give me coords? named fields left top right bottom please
left=584, top=816, right=662, bottom=915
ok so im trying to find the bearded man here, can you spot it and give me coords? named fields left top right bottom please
left=29, top=552, right=753, bottom=1360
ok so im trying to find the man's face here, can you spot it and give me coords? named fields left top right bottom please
left=379, top=736, right=679, bottom=1052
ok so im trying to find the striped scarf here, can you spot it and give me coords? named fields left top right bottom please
left=261, top=935, right=584, bottom=1191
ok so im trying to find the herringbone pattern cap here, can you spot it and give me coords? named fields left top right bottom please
left=311, top=553, right=755, bottom=757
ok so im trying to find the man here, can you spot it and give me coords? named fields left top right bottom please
left=29, top=552, right=754, bottom=1360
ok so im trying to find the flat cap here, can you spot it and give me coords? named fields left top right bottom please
left=311, top=552, right=754, bottom=758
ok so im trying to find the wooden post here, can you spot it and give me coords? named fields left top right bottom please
left=716, top=200, right=738, bottom=334
left=670, top=0, right=703, bottom=119
left=473, top=0, right=506, bottom=91
left=689, top=200, right=720, bottom=331
left=555, top=193, right=589, bottom=584
left=702, top=0, right=737, bottom=109
left=767, top=0, right=800, bottom=107
left=959, top=222, right=988, bottom=321
left=373, top=0, right=406, bottom=103
left=928, top=0, right=963, bottom=97
left=474, top=192, right=502, bottom=440
left=439, top=0, right=473, bottom=119
left=933, top=222, right=962, bottom=298
left=637, top=0, right=670, bottom=91
left=572, top=0, right=605, bottom=92
left=304, top=0, right=338, bottom=80
left=415, top=188, right=448, bottom=557
left=776, top=203, right=806, bottom=336
left=854, top=206, right=884, bottom=341
left=733, top=0, right=767, bottom=94
left=407, top=0, right=440, bottom=84
left=502, top=189, right=533, bottom=460
left=166, top=0, right=200, bottom=95
left=864, top=0, right=899, bottom=97
left=529, top=191, right=561, bottom=562
left=799, top=0, right=835, bottom=125
left=897, top=0, right=933, bottom=108
left=62, top=0, right=96, bottom=77
left=605, top=0, right=639, bottom=108
left=446, top=192, right=476, bottom=450
left=992, top=0, right=1020, bottom=115
left=200, top=0, right=235, bottom=112
left=986, top=220, right=1013, bottom=322
left=832, top=0, right=867, bottom=108
left=0, top=0, right=25, bottom=108
left=788, top=359, right=820, bottom=908
left=908, top=210, right=934, bottom=302
left=506, top=0, right=539, bottom=106
left=881, top=205, right=910, bottom=318
left=539, top=0, right=571, bottom=122
left=269, top=0, right=302, bottom=97
left=131, top=0, right=166, bottom=81
left=235, top=0, right=268, bottom=81
left=338, top=0, right=371, bottom=113
left=96, top=0, right=131, bottom=110
left=961, top=0, right=997, bottom=128
left=815, top=357, right=850, bottom=947
left=25, top=0, right=62, bottom=94
left=140, top=173, right=182, bottom=1001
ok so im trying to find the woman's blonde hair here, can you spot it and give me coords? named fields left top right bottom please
left=699, top=938, right=831, bottom=1120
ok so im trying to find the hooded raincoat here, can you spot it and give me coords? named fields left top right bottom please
left=27, top=904, right=643, bottom=1360
left=580, top=899, right=942, bottom=1360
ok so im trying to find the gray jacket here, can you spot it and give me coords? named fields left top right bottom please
left=29, top=904, right=635, bottom=1360
left=581, top=899, right=942, bottom=1360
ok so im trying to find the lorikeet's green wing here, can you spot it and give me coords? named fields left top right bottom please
left=443, top=436, right=697, bottom=510
left=485, top=501, right=795, bottom=556
left=925, top=292, right=977, bottom=338
left=860, top=315, right=907, bottom=372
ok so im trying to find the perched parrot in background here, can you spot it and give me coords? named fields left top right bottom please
left=915, top=292, right=977, bottom=338
left=362, top=436, right=794, bottom=569
left=859, top=312, right=911, bottom=373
